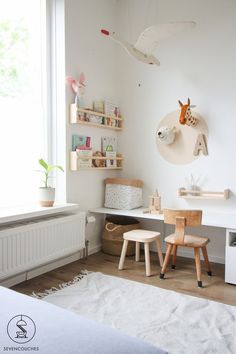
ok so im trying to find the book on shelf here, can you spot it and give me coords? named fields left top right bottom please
left=105, top=151, right=117, bottom=168
left=101, top=136, right=117, bottom=153
left=104, top=101, right=118, bottom=117
left=76, top=149, right=92, bottom=168
left=93, top=100, right=104, bottom=113
left=72, top=134, right=91, bottom=151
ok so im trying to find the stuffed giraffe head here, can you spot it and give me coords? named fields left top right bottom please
left=178, top=98, right=197, bottom=126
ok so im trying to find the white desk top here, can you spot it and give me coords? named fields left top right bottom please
left=91, top=207, right=236, bottom=229
left=0, top=203, right=79, bottom=224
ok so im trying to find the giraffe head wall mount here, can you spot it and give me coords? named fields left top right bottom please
left=178, top=98, right=197, bottom=127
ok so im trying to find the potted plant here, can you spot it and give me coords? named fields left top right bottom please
left=38, top=158, right=64, bottom=207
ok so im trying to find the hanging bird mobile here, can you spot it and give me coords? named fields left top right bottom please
left=101, top=21, right=196, bottom=65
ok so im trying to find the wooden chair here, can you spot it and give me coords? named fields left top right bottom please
left=118, top=230, right=163, bottom=276
left=160, top=209, right=212, bottom=287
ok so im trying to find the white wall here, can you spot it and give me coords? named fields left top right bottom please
left=117, top=0, right=236, bottom=213
left=115, top=0, right=236, bottom=262
left=64, top=0, right=121, bottom=251
left=63, top=0, right=236, bottom=262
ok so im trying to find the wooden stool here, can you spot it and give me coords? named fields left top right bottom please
left=118, top=229, right=164, bottom=276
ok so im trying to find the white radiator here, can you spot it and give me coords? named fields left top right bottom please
left=0, top=212, right=85, bottom=282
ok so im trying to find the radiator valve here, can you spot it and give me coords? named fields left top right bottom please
left=86, top=215, right=96, bottom=224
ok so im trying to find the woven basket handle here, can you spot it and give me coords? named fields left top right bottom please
left=105, top=222, right=121, bottom=232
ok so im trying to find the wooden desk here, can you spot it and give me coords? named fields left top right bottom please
left=91, top=207, right=236, bottom=285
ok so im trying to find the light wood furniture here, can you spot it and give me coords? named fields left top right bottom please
left=91, top=207, right=236, bottom=284
left=70, top=151, right=123, bottom=171
left=105, top=178, right=143, bottom=188
left=160, top=209, right=212, bottom=287
left=147, top=190, right=162, bottom=214
left=178, top=188, right=230, bottom=200
left=69, top=103, right=123, bottom=171
left=70, top=104, right=123, bottom=130
left=118, top=229, right=163, bottom=276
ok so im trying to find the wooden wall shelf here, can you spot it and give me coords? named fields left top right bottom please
left=70, top=104, right=123, bottom=130
left=178, top=188, right=230, bottom=200
left=70, top=151, right=123, bottom=171
left=71, top=167, right=122, bottom=171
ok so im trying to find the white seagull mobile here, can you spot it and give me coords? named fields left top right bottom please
left=101, top=21, right=196, bottom=65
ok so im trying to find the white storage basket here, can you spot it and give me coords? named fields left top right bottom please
left=104, top=178, right=143, bottom=210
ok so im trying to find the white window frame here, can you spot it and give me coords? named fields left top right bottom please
left=45, top=0, right=66, bottom=203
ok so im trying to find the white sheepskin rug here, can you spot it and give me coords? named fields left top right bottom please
left=35, top=272, right=236, bottom=354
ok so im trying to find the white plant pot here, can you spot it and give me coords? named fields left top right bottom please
left=39, top=187, right=55, bottom=207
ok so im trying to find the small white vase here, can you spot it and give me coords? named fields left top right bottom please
left=39, top=187, right=55, bottom=207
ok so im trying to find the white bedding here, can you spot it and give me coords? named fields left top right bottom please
left=0, top=286, right=167, bottom=354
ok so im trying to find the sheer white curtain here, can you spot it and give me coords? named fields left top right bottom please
left=0, top=0, right=49, bottom=207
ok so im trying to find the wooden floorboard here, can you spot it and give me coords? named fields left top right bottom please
left=12, top=251, right=236, bottom=306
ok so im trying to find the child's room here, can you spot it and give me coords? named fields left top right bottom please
left=0, top=1, right=236, bottom=353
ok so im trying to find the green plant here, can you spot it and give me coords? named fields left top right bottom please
left=0, top=19, right=29, bottom=97
left=39, top=158, right=64, bottom=188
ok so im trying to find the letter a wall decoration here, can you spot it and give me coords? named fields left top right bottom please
left=193, top=133, right=208, bottom=156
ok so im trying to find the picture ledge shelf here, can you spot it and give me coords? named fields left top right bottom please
left=70, top=104, right=123, bottom=131
left=178, top=188, right=230, bottom=200
left=74, top=120, right=122, bottom=131
left=71, top=167, right=122, bottom=171
left=70, top=151, right=123, bottom=171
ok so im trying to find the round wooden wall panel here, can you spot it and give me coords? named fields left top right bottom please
left=156, top=110, right=208, bottom=165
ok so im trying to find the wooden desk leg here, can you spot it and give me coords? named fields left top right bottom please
left=118, top=240, right=129, bottom=270
left=194, top=247, right=202, bottom=287
left=202, top=246, right=212, bottom=276
left=156, top=238, right=164, bottom=266
left=144, top=242, right=151, bottom=276
left=135, top=242, right=140, bottom=262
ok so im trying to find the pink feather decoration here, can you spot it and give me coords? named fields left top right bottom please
left=66, top=73, right=86, bottom=94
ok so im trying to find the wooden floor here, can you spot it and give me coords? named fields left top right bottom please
left=12, top=251, right=236, bottom=306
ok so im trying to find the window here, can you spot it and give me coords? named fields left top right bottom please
left=0, top=0, right=50, bottom=206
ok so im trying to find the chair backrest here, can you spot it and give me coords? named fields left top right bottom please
left=163, top=209, right=202, bottom=244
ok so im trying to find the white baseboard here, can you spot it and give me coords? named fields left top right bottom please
left=150, top=242, right=225, bottom=265
left=26, top=252, right=82, bottom=280
left=174, top=248, right=225, bottom=265
left=1, top=244, right=102, bottom=288
left=86, top=242, right=225, bottom=265
left=0, top=251, right=83, bottom=288
left=88, top=243, right=102, bottom=256
left=0, top=273, right=26, bottom=288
